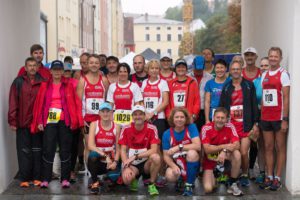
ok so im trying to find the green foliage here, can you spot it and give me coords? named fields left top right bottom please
left=165, top=6, right=182, bottom=21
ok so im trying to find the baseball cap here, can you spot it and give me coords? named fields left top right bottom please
left=160, top=52, right=172, bottom=60
left=244, top=47, right=257, bottom=54
left=50, top=60, right=64, bottom=70
left=99, top=102, right=112, bottom=111
left=193, top=56, right=205, bottom=70
left=132, top=105, right=145, bottom=114
left=64, top=63, right=72, bottom=71
left=174, top=59, right=187, bottom=68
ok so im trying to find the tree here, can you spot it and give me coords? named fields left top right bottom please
left=165, top=6, right=182, bottom=21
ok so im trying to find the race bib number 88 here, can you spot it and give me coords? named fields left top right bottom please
left=47, top=108, right=62, bottom=124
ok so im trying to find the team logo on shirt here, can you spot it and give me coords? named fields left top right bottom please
left=263, top=78, right=269, bottom=82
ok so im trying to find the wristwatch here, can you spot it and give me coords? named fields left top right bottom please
left=283, top=116, right=289, bottom=122
left=179, top=144, right=184, bottom=151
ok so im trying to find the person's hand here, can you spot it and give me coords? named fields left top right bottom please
left=167, top=146, right=179, bottom=156
left=123, top=156, right=136, bottom=167
left=107, top=161, right=117, bottom=170
left=146, top=112, right=154, bottom=121
left=205, top=120, right=211, bottom=124
left=281, top=120, right=288, bottom=132
left=217, top=151, right=226, bottom=165
left=38, top=124, right=44, bottom=131
left=10, top=126, right=17, bottom=131
left=171, top=165, right=181, bottom=176
left=224, top=144, right=235, bottom=152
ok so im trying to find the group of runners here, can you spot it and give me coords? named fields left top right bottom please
left=8, top=44, right=290, bottom=196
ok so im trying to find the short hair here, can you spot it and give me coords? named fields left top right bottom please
left=30, top=44, right=43, bottom=54
left=106, top=56, right=119, bottom=63
left=87, top=54, right=100, bottom=62
left=268, top=47, right=282, bottom=57
left=213, top=107, right=229, bottom=118
left=202, top=48, right=215, bottom=58
left=147, top=59, right=160, bottom=70
left=261, top=57, right=269, bottom=61
left=230, top=60, right=243, bottom=69
left=133, top=54, right=145, bottom=63
left=64, top=56, right=73, bottom=64
left=117, top=62, right=131, bottom=75
left=80, top=52, right=90, bottom=58
left=215, top=59, right=227, bottom=68
left=99, top=54, right=107, bottom=59
left=168, top=107, right=191, bottom=127
left=231, top=55, right=244, bottom=67
left=25, top=57, right=37, bottom=66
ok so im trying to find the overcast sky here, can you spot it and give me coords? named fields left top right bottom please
left=121, top=0, right=182, bottom=15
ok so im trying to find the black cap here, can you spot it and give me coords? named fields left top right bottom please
left=50, top=60, right=64, bottom=70
left=175, top=59, right=187, bottom=68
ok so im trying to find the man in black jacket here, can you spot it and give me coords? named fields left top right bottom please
left=219, top=60, right=259, bottom=187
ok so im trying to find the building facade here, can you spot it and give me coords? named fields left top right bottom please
left=111, top=0, right=124, bottom=57
left=134, top=14, right=183, bottom=61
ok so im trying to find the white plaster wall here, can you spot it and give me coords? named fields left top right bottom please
left=0, top=0, right=40, bottom=193
left=242, top=0, right=300, bottom=194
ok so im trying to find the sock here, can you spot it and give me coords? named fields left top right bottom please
left=186, top=161, right=200, bottom=184
left=274, top=176, right=281, bottom=181
left=228, top=177, right=238, bottom=185
left=268, top=175, right=273, bottom=180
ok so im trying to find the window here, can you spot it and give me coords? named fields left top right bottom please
left=167, top=49, right=172, bottom=56
left=156, top=34, right=161, bottom=41
left=167, top=34, right=172, bottom=41
left=145, top=26, right=149, bottom=30
left=178, top=27, right=182, bottom=30
left=167, top=26, right=171, bottom=30
left=157, top=49, right=161, bottom=55
left=178, top=34, right=182, bottom=41
left=156, top=26, right=161, bottom=30
left=146, top=34, right=150, bottom=41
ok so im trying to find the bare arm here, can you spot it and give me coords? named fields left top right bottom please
left=204, top=92, right=211, bottom=123
left=203, top=141, right=240, bottom=154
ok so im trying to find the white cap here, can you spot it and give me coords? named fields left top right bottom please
left=132, top=105, right=145, bottom=114
left=244, top=47, right=257, bottom=54
left=160, top=52, right=172, bottom=60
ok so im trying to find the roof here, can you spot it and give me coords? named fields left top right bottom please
left=140, top=48, right=160, bottom=60
left=134, top=14, right=183, bottom=25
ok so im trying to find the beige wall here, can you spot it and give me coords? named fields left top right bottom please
left=41, top=0, right=57, bottom=61
left=0, top=0, right=40, bottom=192
left=111, top=0, right=124, bottom=57
left=134, top=24, right=183, bottom=60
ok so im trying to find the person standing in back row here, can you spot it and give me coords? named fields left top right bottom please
left=130, top=55, right=148, bottom=88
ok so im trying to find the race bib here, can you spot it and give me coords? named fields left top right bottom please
left=173, top=151, right=187, bottom=159
left=230, top=105, right=243, bottom=122
left=144, top=97, right=159, bottom=112
left=207, top=153, right=219, bottom=161
left=128, top=148, right=147, bottom=165
left=47, top=108, right=62, bottom=124
left=173, top=92, right=186, bottom=107
left=114, top=109, right=132, bottom=125
left=263, top=89, right=278, bottom=107
left=86, top=98, right=104, bottom=114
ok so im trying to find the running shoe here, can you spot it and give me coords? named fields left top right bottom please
left=175, top=177, right=184, bottom=192
left=20, top=181, right=29, bottom=188
left=77, top=163, right=86, bottom=174
left=129, top=178, right=138, bottom=192
left=148, top=183, right=159, bottom=195
left=217, top=174, right=229, bottom=183
left=33, top=180, right=41, bottom=187
left=143, top=178, right=150, bottom=186
left=182, top=183, right=193, bottom=196
left=40, top=181, right=49, bottom=188
left=259, top=177, right=273, bottom=190
left=227, top=182, right=243, bottom=196
left=61, top=180, right=70, bottom=188
left=90, top=181, right=100, bottom=194
left=240, top=174, right=250, bottom=187
left=249, top=169, right=256, bottom=180
left=255, top=172, right=265, bottom=184
left=155, top=175, right=167, bottom=188
left=270, top=178, right=282, bottom=191
left=70, top=171, right=76, bottom=183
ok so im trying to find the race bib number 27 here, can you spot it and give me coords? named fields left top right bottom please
left=173, top=92, right=186, bottom=107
